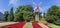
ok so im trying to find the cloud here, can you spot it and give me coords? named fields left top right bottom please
left=0, top=9, right=7, bottom=13
left=0, top=9, right=3, bottom=12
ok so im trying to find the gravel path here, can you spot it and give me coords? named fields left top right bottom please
left=23, top=22, right=33, bottom=28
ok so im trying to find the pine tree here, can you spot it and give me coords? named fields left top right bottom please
left=8, top=7, right=14, bottom=21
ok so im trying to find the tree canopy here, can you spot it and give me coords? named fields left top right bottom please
left=45, top=5, right=60, bottom=25
left=14, top=5, right=34, bottom=22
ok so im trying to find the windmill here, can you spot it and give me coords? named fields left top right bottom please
left=32, top=0, right=42, bottom=22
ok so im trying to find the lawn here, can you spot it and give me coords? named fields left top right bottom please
left=0, top=22, right=18, bottom=26
left=49, top=23, right=60, bottom=28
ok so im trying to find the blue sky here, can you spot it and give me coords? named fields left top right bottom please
left=0, top=0, right=60, bottom=13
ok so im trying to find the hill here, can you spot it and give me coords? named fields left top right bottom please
left=0, top=12, right=3, bottom=21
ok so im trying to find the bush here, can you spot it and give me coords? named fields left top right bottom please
left=54, top=19, right=60, bottom=26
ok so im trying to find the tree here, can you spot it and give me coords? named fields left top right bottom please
left=23, top=5, right=34, bottom=22
left=14, top=5, right=34, bottom=22
left=8, top=7, right=14, bottom=21
left=14, top=6, right=25, bottom=22
left=3, top=11, right=9, bottom=21
left=45, top=5, right=60, bottom=25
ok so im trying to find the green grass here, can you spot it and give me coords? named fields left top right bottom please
left=49, top=23, right=60, bottom=28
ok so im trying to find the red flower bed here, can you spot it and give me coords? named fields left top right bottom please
left=0, top=22, right=26, bottom=28
left=0, top=26, right=1, bottom=27
left=32, top=22, right=42, bottom=28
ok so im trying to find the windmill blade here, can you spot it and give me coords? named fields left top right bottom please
left=38, top=2, right=42, bottom=5
left=39, top=7, right=41, bottom=10
left=32, top=0, right=36, bottom=5
left=33, top=2, right=37, bottom=5
left=39, top=7, right=43, bottom=12
left=34, top=7, right=37, bottom=11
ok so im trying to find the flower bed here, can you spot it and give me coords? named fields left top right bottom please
left=32, top=22, right=42, bottom=28
left=0, top=22, right=26, bottom=28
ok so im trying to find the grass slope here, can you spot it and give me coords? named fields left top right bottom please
left=49, top=23, right=60, bottom=28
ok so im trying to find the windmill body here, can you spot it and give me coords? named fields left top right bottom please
left=35, top=5, right=40, bottom=22
left=32, top=1, right=42, bottom=22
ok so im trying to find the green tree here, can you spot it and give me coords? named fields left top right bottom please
left=14, top=6, right=25, bottom=22
left=23, top=5, right=34, bottom=22
left=14, top=5, right=34, bottom=22
left=8, top=7, right=14, bottom=21
left=45, top=5, right=60, bottom=25
left=3, top=11, right=9, bottom=21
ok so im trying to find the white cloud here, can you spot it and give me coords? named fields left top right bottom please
left=0, top=9, right=3, bottom=12
left=0, top=9, right=7, bottom=13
